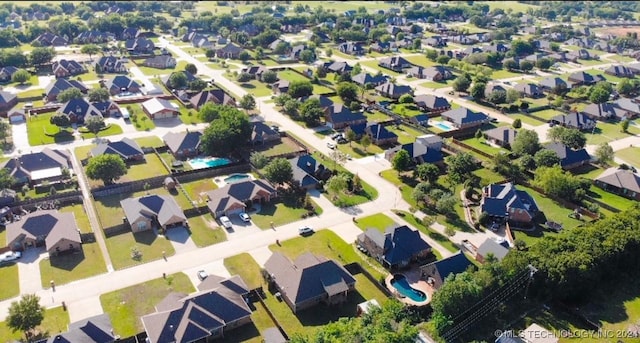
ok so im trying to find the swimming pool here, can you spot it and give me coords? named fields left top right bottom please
left=390, top=274, right=427, bottom=302
left=224, top=173, right=250, bottom=184
left=188, top=157, right=231, bottom=170
left=433, top=121, right=454, bottom=131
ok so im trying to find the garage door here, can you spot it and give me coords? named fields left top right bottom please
left=9, top=115, right=24, bottom=124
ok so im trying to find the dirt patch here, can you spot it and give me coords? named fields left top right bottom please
left=596, top=26, right=640, bottom=37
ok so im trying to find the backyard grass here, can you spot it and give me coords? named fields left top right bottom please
left=586, top=121, right=640, bottom=145
left=39, top=242, right=107, bottom=288
left=587, top=185, right=636, bottom=212
left=530, top=109, right=563, bottom=121
left=100, top=273, right=195, bottom=337
left=420, top=80, right=455, bottom=89
left=360, top=60, right=402, bottom=76
left=404, top=55, right=436, bottom=68
left=0, top=306, right=70, bottom=342
left=365, top=110, right=393, bottom=122
left=508, top=112, right=548, bottom=127
left=386, top=124, right=428, bottom=145
left=250, top=196, right=321, bottom=229
left=186, top=213, right=227, bottom=248
left=27, top=112, right=75, bottom=146
left=0, top=263, right=18, bottom=300
left=223, top=253, right=264, bottom=289
left=393, top=210, right=459, bottom=254
left=354, top=213, right=397, bottom=232
left=390, top=103, right=423, bottom=117
left=252, top=138, right=304, bottom=157
left=238, top=79, right=273, bottom=97
left=616, top=146, right=640, bottom=168
left=180, top=179, right=218, bottom=203
left=79, top=123, right=124, bottom=139
left=85, top=153, right=170, bottom=188
left=60, top=203, right=92, bottom=233
left=312, top=151, right=379, bottom=206
left=459, top=137, right=509, bottom=157
left=134, top=135, right=165, bottom=148
left=17, top=87, right=45, bottom=98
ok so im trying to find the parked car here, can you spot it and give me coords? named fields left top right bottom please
left=337, top=137, right=348, bottom=144
left=239, top=212, right=250, bottom=222
left=331, top=133, right=343, bottom=140
left=298, top=226, right=314, bottom=236
left=0, top=251, right=21, bottom=263
left=197, top=270, right=208, bottom=281
left=327, top=142, right=336, bottom=149
left=219, top=216, right=233, bottom=229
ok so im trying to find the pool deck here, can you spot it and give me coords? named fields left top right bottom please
left=213, top=173, right=256, bottom=187
left=385, top=269, right=434, bottom=306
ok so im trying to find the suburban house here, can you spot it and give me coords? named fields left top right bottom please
left=251, top=122, right=281, bottom=145
left=407, top=66, right=452, bottom=81
left=104, top=75, right=141, bottom=96
left=475, top=238, right=509, bottom=263
left=1, top=149, right=72, bottom=186
left=357, top=225, right=432, bottom=269
left=90, top=137, right=144, bottom=162
left=242, top=65, right=269, bottom=80
left=613, top=98, right=640, bottom=118
left=322, top=61, right=353, bottom=74
left=414, top=94, right=451, bottom=114
left=6, top=210, right=81, bottom=256
left=264, top=252, right=356, bottom=313
left=384, top=134, right=443, bottom=165
left=120, top=195, right=187, bottom=232
left=484, top=83, right=506, bottom=98
left=323, top=104, right=367, bottom=129
left=216, top=43, right=244, bottom=59
left=75, top=30, right=113, bottom=44
left=0, top=91, right=18, bottom=116
left=441, top=107, right=489, bottom=130
left=484, top=127, right=518, bottom=148
left=594, top=167, right=640, bottom=201
left=142, top=55, right=177, bottom=69
left=95, top=56, right=128, bottom=73
left=141, top=98, right=179, bottom=119
left=57, top=98, right=103, bottom=124
left=272, top=79, right=290, bottom=94
left=338, top=41, right=365, bottom=55
left=544, top=142, right=592, bottom=170
left=420, top=251, right=474, bottom=290
left=121, top=27, right=140, bottom=40
left=514, top=83, right=543, bottom=98
left=581, top=102, right=629, bottom=121
left=0, top=66, right=18, bottom=82
left=51, top=59, right=85, bottom=78
left=298, top=95, right=334, bottom=110
left=205, top=179, right=277, bottom=218
left=189, top=89, right=236, bottom=109
left=351, top=72, right=388, bottom=87
left=125, top=37, right=155, bottom=54
left=605, top=65, right=634, bottom=78
left=141, top=275, right=252, bottom=343
left=289, top=155, right=330, bottom=189
left=375, top=82, right=413, bottom=99
left=163, top=131, right=202, bottom=159
left=539, top=77, right=567, bottom=92
left=550, top=113, right=596, bottom=131
left=93, top=101, right=121, bottom=117
left=347, top=122, right=398, bottom=146
left=371, top=41, right=391, bottom=53
left=46, top=314, right=116, bottom=343
left=378, top=56, right=413, bottom=72
left=480, top=182, right=540, bottom=224
left=567, top=71, right=605, bottom=86
left=45, top=79, right=88, bottom=102
left=33, top=32, right=67, bottom=46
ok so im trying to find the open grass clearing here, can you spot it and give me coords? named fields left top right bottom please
left=616, top=146, right=640, bottom=168
left=360, top=60, right=402, bottom=76
left=100, top=273, right=194, bottom=337
left=0, top=262, right=18, bottom=300
left=238, top=79, right=273, bottom=97
left=0, top=306, right=70, bottom=342
left=103, top=229, right=176, bottom=270
left=585, top=121, right=640, bottom=145
left=355, top=213, right=397, bottom=232
left=26, top=112, right=74, bottom=146
left=386, top=124, right=428, bottom=145
left=134, top=135, right=165, bottom=148
left=180, top=178, right=218, bottom=203
left=186, top=212, right=227, bottom=248
left=311, top=151, right=379, bottom=206
left=405, top=55, right=436, bottom=68
left=125, top=103, right=156, bottom=131
left=79, top=123, right=124, bottom=139
left=250, top=196, right=321, bottom=229
left=393, top=210, right=459, bottom=255
left=59, top=203, right=92, bottom=233
left=39, top=242, right=107, bottom=288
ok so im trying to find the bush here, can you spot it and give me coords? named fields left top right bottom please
left=444, top=226, right=456, bottom=236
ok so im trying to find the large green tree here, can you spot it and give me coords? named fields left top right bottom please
left=200, top=106, right=251, bottom=155
left=264, top=158, right=293, bottom=185
left=532, top=165, right=590, bottom=202
left=168, top=72, right=188, bottom=89
left=452, top=75, right=471, bottom=93
left=299, top=98, right=323, bottom=126
left=287, top=80, right=313, bottom=98
left=10, top=69, right=30, bottom=84
left=511, top=129, right=540, bottom=156
left=336, top=81, right=359, bottom=103
left=414, top=163, right=440, bottom=183
left=445, top=152, right=476, bottom=184
left=470, top=82, right=486, bottom=101
left=392, top=149, right=411, bottom=171
left=594, top=142, right=614, bottom=166
left=86, top=154, right=127, bottom=185
left=80, top=43, right=100, bottom=61
left=49, top=114, right=71, bottom=132
left=239, top=94, right=256, bottom=110
left=589, top=83, right=610, bottom=104
left=85, top=116, right=104, bottom=138
left=57, top=88, right=83, bottom=103
left=29, top=47, right=55, bottom=65
left=87, top=88, right=110, bottom=103
left=7, top=294, right=44, bottom=341
left=534, top=149, right=561, bottom=168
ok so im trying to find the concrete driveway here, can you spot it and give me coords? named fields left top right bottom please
left=11, top=122, right=29, bottom=151
left=184, top=259, right=231, bottom=288
left=221, top=213, right=264, bottom=241
left=165, top=226, right=197, bottom=254
left=17, top=247, right=47, bottom=294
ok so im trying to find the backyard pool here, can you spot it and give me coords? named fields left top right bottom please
left=188, top=157, right=232, bottom=170
left=390, top=274, right=427, bottom=302
left=224, top=173, right=251, bottom=184
left=432, top=121, right=454, bottom=131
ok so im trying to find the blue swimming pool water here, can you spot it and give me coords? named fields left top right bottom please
left=390, top=274, right=427, bottom=302
left=188, top=157, right=231, bottom=170
left=224, top=173, right=250, bottom=184
left=435, top=122, right=453, bottom=131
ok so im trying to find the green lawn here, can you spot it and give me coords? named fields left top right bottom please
left=60, top=204, right=92, bottom=233
left=616, top=147, right=640, bottom=168
left=355, top=213, right=397, bottom=232
left=17, top=87, right=45, bottom=98
left=605, top=54, right=636, bottom=63
left=480, top=0, right=539, bottom=13
left=365, top=110, right=393, bottom=122
left=85, top=153, right=169, bottom=188
left=223, top=253, right=264, bottom=290
left=337, top=141, right=384, bottom=159
left=390, top=103, right=423, bottom=117
left=251, top=197, right=321, bottom=229
left=100, top=273, right=195, bottom=337
left=587, top=185, right=636, bottom=212
left=531, top=109, right=563, bottom=121
left=185, top=212, right=227, bottom=247
left=79, top=123, right=124, bottom=139
left=276, top=69, right=333, bottom=94
left=177, top=102, right=204, bottom=125
left=0, top=263, right=19, bottom=300
left=312, top=151, right=379, bottom=206
left=253, top=139, right=304, bottom=157
left=104, top=229, right=176, bottom=270
left=460, top=137, right=509, bottom=157
left=238, top=79, right=273, bottom=97
left=490, top=68, right=522, bottom=79
left=135, top=64, right=175, bottom=76
left=180, top=179, right=218, bottom=203
left=360, top=60, right=402, bottom=76
left=420, top=80, right=455, bottom=89
left=134, top=135, right=165, bottom=148
left=27, top=112, right=75, bottom=146
left=405, top=55, right=436, bottom=68
left=586, top=121, right=640, bottom=145
left=0, top=306, right=70, bottom=342
left=39, top=242, right=107, bottom=288
left=380, top=169, right=418, bottom=209
left=386, top=124, right=428, bottom=145
left=124, top=103, right=156, bottom=131
left=508, top=112, right=547, bottom=127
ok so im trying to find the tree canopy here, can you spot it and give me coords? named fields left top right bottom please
left=200, top=105, right=251, bottom=155
left=264, top=158, right=293, bottom=185
left=287, top=80, right=313, bottom=98
left=239, top=94, right=256, bottom=110
left=7, top=294, right=44, bottom=341
left=57, top=88, right=83, bottom=103
left=10, top=69, right=29, bottom=84
left=86, top=154, right=127, bottom=185
left=87, top=88, right=110, bottom=103
left=511, top=129, right=540, bottom=156
left=392, top=149, right=412, bottom=171
left=445, top=152, right=476, bottom=184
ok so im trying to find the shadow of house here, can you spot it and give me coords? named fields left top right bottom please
left=419, top=251, right=475, bottom=290
left=264, top=252, right=356, bottom=313
left=120, top=195, right=187, bottom=233
left=204, top=179, right=277, bottom=218
left=163, top=130, right=202, bottom=160
left=142, top=275, right=252, bottom=343
left=6, top=210, right=81, bottom=256
left=357, top=225, right=432, bottom=269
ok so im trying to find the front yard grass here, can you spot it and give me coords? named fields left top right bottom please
left=238, top=79, right=273, bottom=97
left=365, top=110, right=393, bottom=122
left=404, top=55, right=436, bottom=68
left=27, top=112, right=75, bottom=146
left=586, top=185, right=636, bottom=212
left=79, top=123, right=124, bottom=140
left=180, top=179, right=218, bottom=204
left=252, top=138, right=304, bottom=157
left=103, top=229, right=176, bottom=270
left=337, top=141, right=384, bottom=159
left=390, top=103, right=423, bottom=117
left=386, top=124, right=428, bottom=144
left=360, top=60, right=402, bottom=76
left=586, top=121, right=640, bottom=146
left=459, top=137, right=509, bottom=157
left=312, top=151, right=379, bottom=206
left=100, top=273, right=195, bottom=337
left=530, top=109, right=563, bottom=121
left=490, top=68, right=521, bottom=79
left=616, top=146, right=640, bottom=168
left=134, top=135, right=165, bottom=148
left=0, top=263, right=19, bottom=300
left=223, top=253, right=264, bottom=289
left=355, top=213, right=397, bottom=232
left=420, top=79, right=455, bottom=89
left=39, top=242, right=107, bottom=288
left=125, top=103, right=156, bottom=131
left=0, top=306, right=70, bottom=342
left=186, top=212, right=227, bottom=247
left=251, top=196, right=322, bottom=229
left=508, top=112, right=547, bottom=127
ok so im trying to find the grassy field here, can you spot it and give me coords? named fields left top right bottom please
left=238, top=79, right=273, bottom=97
left=100, top=273, right=195, bottom=337
left=360, top=60, right=402, bottom=76
left=616, top=147, right=640, bottom=168
left=460, top=137, right=509, bottom=157
left=386, top=124, right=428, bottom=145
left=83, top=152, right=170, bottom=188
left=251, top=197, right=321, bottom=229
left=186, top=213, right=227, bottom=247
left=420, top=79, right=456, bottom=89
left=0, top=306, right=70, bottom=342
left=390, top=103, right=424, bottom=117
left=27, top=112, right=75, bottom=146
left=79, top=123, right=124, bottom=139
left=0, top=263, right=18, bottom=301
left=252, top=138, right=304, bottom=158
left=585, top=121, right=640, bottom=145
left=587, top=185, right=636, bottom=212
left=405, top=55, right=436, bottom=68
left=39, top=242, right=107, bottom=288
left=125, top=103, right=156, bottom=131
left=134, top=135, right=165, bottom=148
left=355, top=213, right=397, bottom=232
left=180, top=179, right=218, bottom=203
left=311, top=152, right=379, bottom=207
left=103, top=229, right=176, bottom=270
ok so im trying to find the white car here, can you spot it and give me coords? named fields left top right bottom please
left=0, top=251, right=21, bottom=263
left=327, top=142, right=336, bottom=149
left=239, top=212, right=250, bottom=222
left=219, top=216, right=233, bottom=229
left=197, top=270, right=208, bottom=281
left=298, top=226, right=314, bottom=236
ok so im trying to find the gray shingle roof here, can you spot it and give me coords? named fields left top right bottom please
left=120, top=195, right=186, bottom=227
